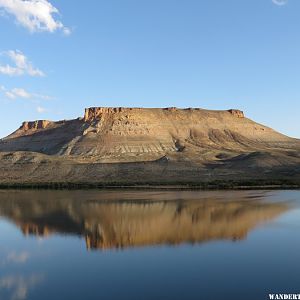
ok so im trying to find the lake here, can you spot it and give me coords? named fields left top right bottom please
left=0, top=189, right=299, bottom=300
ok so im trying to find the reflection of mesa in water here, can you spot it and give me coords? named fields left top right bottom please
left=0, top=191, right=288, bottom=250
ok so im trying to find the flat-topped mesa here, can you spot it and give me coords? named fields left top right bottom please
left=18, top=107, right=245, bottom=132
left=20, top=120, right=51, bottom=131
left=84, top=107, right=245, bottom=122
left=228, top=109, right=245, bottom=118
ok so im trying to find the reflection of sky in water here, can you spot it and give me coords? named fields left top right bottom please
left=0, top=190, right=299, bottom=300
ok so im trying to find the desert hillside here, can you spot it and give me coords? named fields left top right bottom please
left=0, top=107, right=299, bottom=186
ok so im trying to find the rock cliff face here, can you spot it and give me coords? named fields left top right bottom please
left=0, top=106, right=299, bottom=185
left=20, top=120, right=52, bottom=131
left=228, top=109, right=244, bottom=118
left=84, top=107, right=134, bottom=121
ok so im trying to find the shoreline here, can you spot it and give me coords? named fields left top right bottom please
left=0, top=181, right=299, bottom=191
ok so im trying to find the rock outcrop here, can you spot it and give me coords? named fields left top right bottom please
left=84, top=107, right=127, bottom=121
left=20, top=120, right=52, bottom=131
left=228, top=109, right=244, bottom=118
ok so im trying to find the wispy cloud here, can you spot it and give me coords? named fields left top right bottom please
left=0, top=251, right=30, bottom=266
left=5, top=88, right=31, bottom=99
left=0, top=274, right=44, bottom=300
left=5, top=252, right=29, bottom=264
left=36, top=105, right=47, bottom=113
left=0, top=50, right=45, bottom=77
left=272, top=0, right=288, bottom=6
left=0, top=0, right=70, bottom=34
left=0, top=86, right=52, bottom=100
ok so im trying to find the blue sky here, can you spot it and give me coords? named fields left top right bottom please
left=0, top=0, right=299, bottom=138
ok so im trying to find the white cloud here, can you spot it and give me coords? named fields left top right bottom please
left=8, top=50, right=44, bottom=76
left=272, top=0, right=288, bottom=5
left=0, top=85, right=52, bottom=100
left=0, top=50, right=45, bottom=77
left=5, top=91, right=17, bottom=99
left=63, top=26, right=71, bottom=36
left=0, top=0, right=70, bottom=34
left=9, top=88, right=31, bottom=99
left=0, top=64, right=23, bottom=76
left=34, top=93, right=52, bottom=100
left=1, top=86, right=31, bottom=99
left=36, top=105, right=47, bottom=113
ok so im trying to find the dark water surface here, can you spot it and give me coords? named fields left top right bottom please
left=0, top=189, right=299, bottom=300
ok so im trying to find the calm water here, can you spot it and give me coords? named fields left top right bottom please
left=0, top=189, right=300, bottom=300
